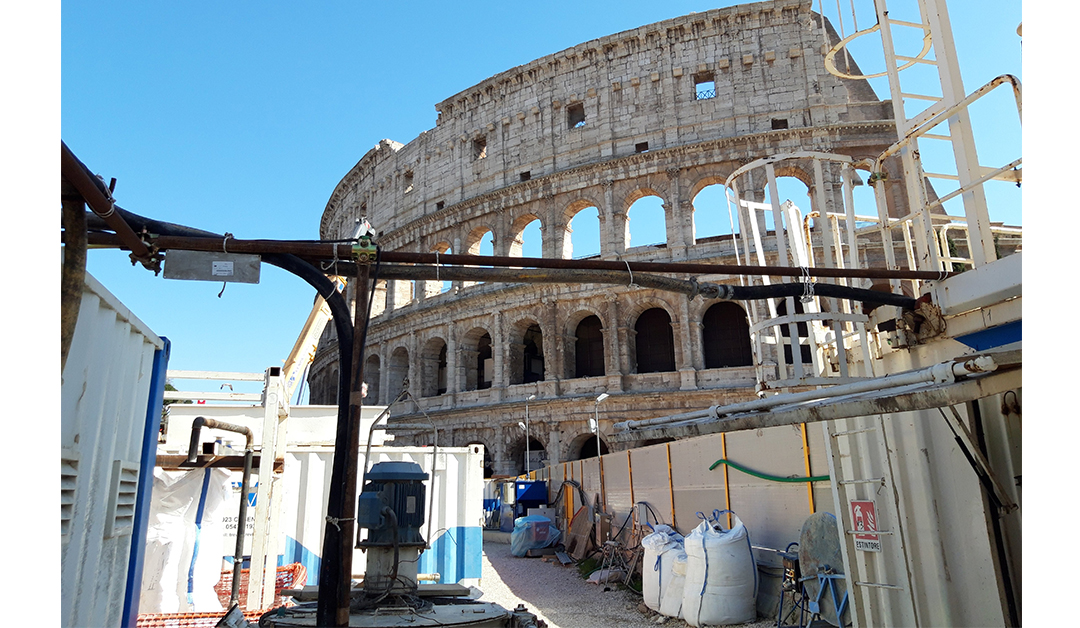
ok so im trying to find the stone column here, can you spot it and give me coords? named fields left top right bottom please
left=446, top=331, right=460, bottom=396
left=601, top=180, right=623, bottom=257
left=666, top=167, right=689, bottom=260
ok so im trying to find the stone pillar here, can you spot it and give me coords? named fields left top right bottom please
left=666, top=167, right=689, bottom=260
left=446, top=332, right=460, bottom=395
left=492, top=314, right=506, bottom=400
left=602, top=180, right=623, bottom=257
left=547, top=426, right=561, bottom=467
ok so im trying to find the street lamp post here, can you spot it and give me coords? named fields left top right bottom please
left=524, top=394, right=536, bottom=475
left=594, top=392, right=609, bottom=458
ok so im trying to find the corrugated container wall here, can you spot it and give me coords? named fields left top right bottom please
left=62, top=273, right=168, bottom=628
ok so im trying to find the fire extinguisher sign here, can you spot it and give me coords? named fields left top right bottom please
left=851, top=499, right=881, bottom=552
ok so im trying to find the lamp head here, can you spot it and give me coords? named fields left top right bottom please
left=518, top=421, right=527, bottom=431
left=527, top=394, right=536, bottom=401
left=596, top=393, right=609, bottom=403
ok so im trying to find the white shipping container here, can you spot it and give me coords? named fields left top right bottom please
left=62, top=273, right=167, bottom=628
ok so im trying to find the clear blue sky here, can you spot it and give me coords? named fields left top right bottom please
left=57, top=0, right=1021, bottom=400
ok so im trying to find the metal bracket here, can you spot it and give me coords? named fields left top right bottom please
left=353, top=236, right=378, bottom=264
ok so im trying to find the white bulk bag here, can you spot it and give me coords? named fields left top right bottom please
left=682, top=510, right=758, bottom=626
left=641, top=524, right=684, bottom=611
left=659, top=547, right=688, bottom=618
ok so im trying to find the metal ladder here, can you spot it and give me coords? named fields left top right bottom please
left=822, top=414, right=919, bottom=627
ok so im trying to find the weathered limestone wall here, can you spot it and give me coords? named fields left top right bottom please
left=310, top=0, right=898, bottom=477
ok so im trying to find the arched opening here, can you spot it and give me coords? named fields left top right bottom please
left=702, top=302, right=753, bottom=368
left=364, top=354, right=381, bottom=404
left=635, top=308, right=676, bottom=373
left=511, top=435, right=547, bottom=475
left=691, top=183, right=738, bottom=244
left=371, top=280, right=387, bottom=317
left=461, top=327, right=494, bottom=392
left=564, top=204, right=601, bottom=259
left=420, top=338, right=448, bottom=397
left=388, top=347, right=410, bottom=401
left=576, top=434, right=610, bottom=460
left=574, top=315, right=605, bottom=378
left=508, top=320, right=544, bottom=386
left=465, top=228, right=495, bottom=286
left=429, top=242, right=453, bottom=295
left=775, top=299, right=813, bottom=365
left=510, top=215, right=543, bottom=259
left=626, top=193, right=666, bottom=249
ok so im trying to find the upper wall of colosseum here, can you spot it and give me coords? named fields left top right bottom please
left=321, top=0, right=888, bottom=241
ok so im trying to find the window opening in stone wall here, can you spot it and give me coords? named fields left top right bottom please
left=574, top=315, right=605, bottom=378
left=522, top=324, right=544, bottom=384
left=771, top=118, right=789, bottom=130
left=566, top=205, right=600, bottom=259
left=635, top=308, right=676, bottom=373
left=694, top=72, right=716, bottom=100
left=436, top=200, right=445, bottom=211
left=567, top=103, right=586, bottom=129
left=520, top=171, right=531, bottom=182
left=627, top=194, right=667, bottom=249
left=635, top=142, right=649, bottom=153
left=404, top=170, right=414, bottom=193
left=691, top=184, right=738, bottom=244
left=702, top=302, right=754, bottom=368
left=473, top=136, right=487, bottom=160
left=477, top=333, right=493, bottom=389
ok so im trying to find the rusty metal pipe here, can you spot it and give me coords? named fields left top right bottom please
left=60, top=142, right=156, bottom=267
left=82, top=231, right=954, bottom=282
left=185, top=416, right=255, bottom=608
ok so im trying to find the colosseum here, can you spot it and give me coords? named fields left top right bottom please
left=308, top=0, right=908, bottom=477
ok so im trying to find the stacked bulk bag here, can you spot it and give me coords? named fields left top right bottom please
left=641, top=524, right=684, bottom=612
left=659, top=547, right=688, bottom=618
left=682, top=510, right=758, bottom=626
left=510, top=515, right=561, bottom=557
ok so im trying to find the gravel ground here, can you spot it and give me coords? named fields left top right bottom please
left=476, top=540, right=774, bottom=628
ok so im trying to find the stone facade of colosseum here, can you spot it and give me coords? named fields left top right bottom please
left=308, top=0, right=906, bottom=476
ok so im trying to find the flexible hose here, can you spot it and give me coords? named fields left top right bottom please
left=708, top=458, right=829, bottom=483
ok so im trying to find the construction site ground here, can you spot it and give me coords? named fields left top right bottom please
left=477, top=537, right=773, bottom=628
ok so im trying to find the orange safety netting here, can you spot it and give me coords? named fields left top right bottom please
left=137, top=563, right=308, bottom=628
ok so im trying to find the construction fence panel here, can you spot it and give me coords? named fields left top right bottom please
left=627, top=443, right=677, bottom=530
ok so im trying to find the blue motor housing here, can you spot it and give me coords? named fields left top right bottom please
left=355, top=461, right=429, bottom=549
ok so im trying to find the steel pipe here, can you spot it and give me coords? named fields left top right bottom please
left=82, top=231, right=955, bottom=282
left=61, top=142, right=156, bottom=268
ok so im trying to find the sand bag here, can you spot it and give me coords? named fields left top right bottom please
left=641, top=524, right=684, bottom=611
left=682, top=510, right=758, bottom=626
left=659, top=547, right=688, bottom=618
